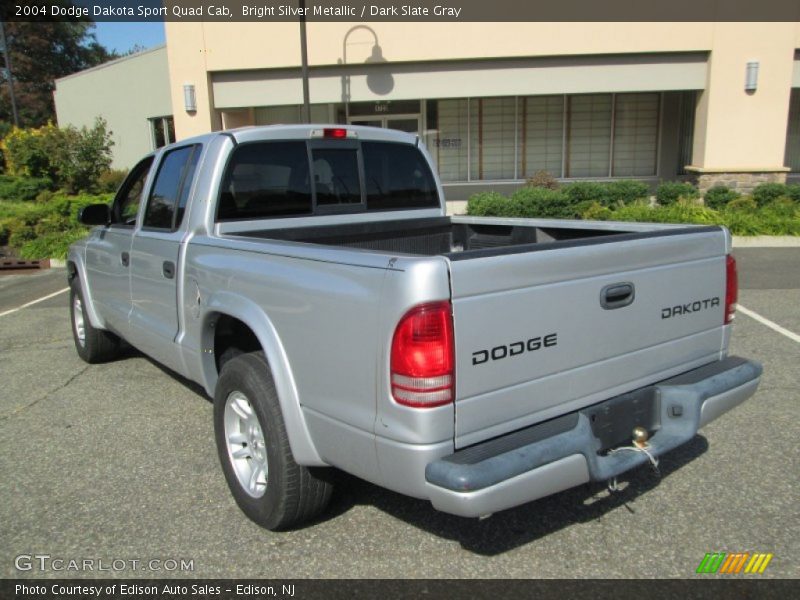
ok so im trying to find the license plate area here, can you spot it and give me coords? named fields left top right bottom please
left=582, top=387, right=661, bottom=452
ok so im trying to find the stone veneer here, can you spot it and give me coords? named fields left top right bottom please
left=685, top=169, right=788, bottom=196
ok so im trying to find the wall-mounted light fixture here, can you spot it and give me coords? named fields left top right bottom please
left=183, top=83, right=197, bottom=112
left=745, top=61, right=759, bottom=92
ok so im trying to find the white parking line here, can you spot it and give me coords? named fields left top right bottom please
left=738, top=304, right=800, bottom=344
left=0, top=287, right=70, bottom=318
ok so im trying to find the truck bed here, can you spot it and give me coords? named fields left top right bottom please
left=235, top=216, right=714, bottom=259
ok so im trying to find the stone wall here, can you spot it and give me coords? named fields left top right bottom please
left=686, top=170, right=788, bottom=196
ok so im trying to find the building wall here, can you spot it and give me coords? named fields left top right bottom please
left=163, top=22, right=800, bottom=190
left=54, top=46, right=173, bottom=169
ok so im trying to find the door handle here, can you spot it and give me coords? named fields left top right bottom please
left=600, top=282, right=635, bottom=310
left=120, top=252, right=129, bottom=267
left=162, top=261, right=175, bottom=279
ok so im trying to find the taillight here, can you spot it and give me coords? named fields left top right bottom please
left=390, top=301, right=454, bottom=408
left=725, top=254, right=738, bottom=324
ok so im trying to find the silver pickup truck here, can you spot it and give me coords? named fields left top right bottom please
left=69, top=125, right=762, bottom=530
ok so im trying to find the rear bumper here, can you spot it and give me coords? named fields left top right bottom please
left=425, top=356, right=762, bottom=518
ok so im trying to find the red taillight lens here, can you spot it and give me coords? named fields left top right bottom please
left=390, top=301, right=454, bottom=408
left=324, top=128, right=348, bottom=139
left=725, top=254, right=738, bottom=324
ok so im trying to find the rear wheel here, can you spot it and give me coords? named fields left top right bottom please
left=213, top=351, right=332, bottom=530
left=70, top=280, right=121, bottom=363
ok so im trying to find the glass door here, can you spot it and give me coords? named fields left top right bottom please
left=386, top=116, right=420, bottom=135
left=348, top=114, right=421, bottom=135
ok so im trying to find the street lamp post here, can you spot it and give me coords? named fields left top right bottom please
left=298, top=0, right=311, bottom=123
left=0, top=18, right=19, bottom=127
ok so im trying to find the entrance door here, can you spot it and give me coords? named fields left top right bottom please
left=349, top=114, right=421, bottom=135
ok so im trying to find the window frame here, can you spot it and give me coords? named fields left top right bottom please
left=149, top=115, right=176, bottom=150
left=109, top=156, right=155, bottom=228
left=307, top=139, right=366, bottom=216
left=141, top=144, right=202, bottom=232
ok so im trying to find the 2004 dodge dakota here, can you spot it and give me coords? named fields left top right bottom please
left=68, top=125, right=762, bottom=530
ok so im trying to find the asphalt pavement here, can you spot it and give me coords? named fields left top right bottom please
left=0, top=249, right=798, bottom=579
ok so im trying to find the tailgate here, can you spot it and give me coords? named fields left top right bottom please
left=449, top=227, right=729, bottom=448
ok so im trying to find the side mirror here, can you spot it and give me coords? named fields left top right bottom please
left=78, top=204, right=110, bottom=226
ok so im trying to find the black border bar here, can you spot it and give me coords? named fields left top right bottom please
left=2, top=579, right=798, bottom=600
left=3, top=0, right=800, bottom=22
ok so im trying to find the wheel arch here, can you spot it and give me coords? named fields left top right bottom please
left=66, top=250, right=105, bottom=329
left=200, top=291, right=324, bottom=466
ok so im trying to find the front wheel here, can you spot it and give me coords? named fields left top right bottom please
left=213, top=351, right=332, bottom=530
left=70, top=280, right=121, bottom=364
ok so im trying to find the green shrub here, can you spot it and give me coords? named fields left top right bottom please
left=97, top=169, right=128, bottom=193
left=0, top=192, right=108, bottom=256
left=1, top=119, right=114, bottom=193
left=656, top=181, right=699, bottom=205
left=751, top=183, right=787, bottom=207
left=511, top=186, right=580, bottom=219
left=785, top=183, right=800, bottom=203
left=612, top=201, right=659, bottom=223
left=0, top=175, right=53, bottom=201
left=466, top=191, right=512, bottom=217
left=725, top=196, right=758, bottom=212
left=658, top=201, right=718, bottom=225
left=703, top=186, right=740, bottom=210
left=605, top=180, right=650, bottom=204
left=719, top=211, right=763, bottom=236
left=761, top=197, right=798, bottom=219
left=562, top=182, right=611, bottom=206
left=7, top=218, right=37, bottom=247
left=581, top=201, right=613, bottom=221
left=19, top=229, right=90, bottom=260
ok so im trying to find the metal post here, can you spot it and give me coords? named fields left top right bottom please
left=299, top=0, right=311, bottom=123
left=0, top=19, right=19, bottom=127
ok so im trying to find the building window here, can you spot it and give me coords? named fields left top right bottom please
left=470, top=97, right=517, bottom=180
left=785, top=89, right=800, bottom=173
left=566, top=94, right=613, bottom=178
left=425, top=92, right=662, bottom=182
left=612, top=92, right=660, bottom=177
left=150, top=116, right=175, bottom=149
left=520, top=95, right=564, bottom=179
left=429, top=99, right=469, bottom=182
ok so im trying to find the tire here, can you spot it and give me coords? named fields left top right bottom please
left=70, top=279, right=121, bottom=364
left=214, top=351, right=333, bottom=530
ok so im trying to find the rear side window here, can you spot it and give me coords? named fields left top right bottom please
left=143, top=145, right=201, bottom=230
left=363, top=142, right=438, bottom=210
left=218, top=142, right=312, bottom=220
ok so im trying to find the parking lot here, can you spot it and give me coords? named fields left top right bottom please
left=1, top=248, right=798, bottom=579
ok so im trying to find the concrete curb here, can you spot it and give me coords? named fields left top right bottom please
left=731, top=236, right=800, bottom=248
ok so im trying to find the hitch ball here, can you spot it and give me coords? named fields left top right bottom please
left=632, top=426, right=649, bottom=448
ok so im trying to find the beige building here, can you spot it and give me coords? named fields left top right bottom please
left=54, top=46, right=173, bottom=169
left=56, top=22, right=800, bottom=197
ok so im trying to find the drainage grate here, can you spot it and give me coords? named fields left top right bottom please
left=0, top=258, right=50, bottom=271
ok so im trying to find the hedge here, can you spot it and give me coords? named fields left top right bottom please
left=0, top=193, right=111, bottom=259
left=466, top=192, right=800, bottom=236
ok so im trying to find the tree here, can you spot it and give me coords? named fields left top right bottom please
left=0, top=5, right=115, bottom=128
